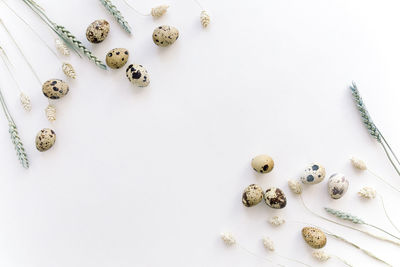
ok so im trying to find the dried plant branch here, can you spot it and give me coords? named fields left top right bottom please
left=99, top=0, right=132, bottom=34
left=350, top=83, right=400, bottom=176
left=22, top=0, right=106, bottom=69
left=0, top=89, right=29, bottom=169
left=325, top=207, right=400, bottom=241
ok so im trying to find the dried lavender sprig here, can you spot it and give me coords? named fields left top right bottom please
left=0, top=88, right=29, bottom=169
left=99, top=0, right=132, bottom=34
left=350, top=82, right=400, bottom=176
left=324, top=207, right=400, bottom=241
left=22, top=0, right=106, bottom=70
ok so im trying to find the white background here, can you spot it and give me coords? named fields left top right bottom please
left=0, top=0, right=400, bottom=266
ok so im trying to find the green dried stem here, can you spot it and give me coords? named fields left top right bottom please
left=350, top=82, right=400, bottom=176
left=22, top=0, right=106, bottom=69
left=325, top=207, right=400, bottom=241
left=99, top=0, right=132, bottom=34
left=0, top=89, right=29, bottom=169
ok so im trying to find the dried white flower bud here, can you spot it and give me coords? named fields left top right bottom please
left=220, top=232, right=236, bottom=246
left=151, top=5, right=169, bottom=18
left=288, top=179, right=302, bottom=194
left=45, top=104, right=56, bottom=122
left=351, top=157, right=367, bottom=170
left=312, top=250, right=330, bottom=261
left=62, top=62, right=76, bottom=79
left=55, top=38, right=70, bottom=56
left=262, top=237, right=275, bottom=251
left=20, top=92, right=31, bottom=111
left=358, top=186, right=376, bottom=199
left=268, top=216, right=285, bottom=226
left=200, top=11, right=210, bottom=28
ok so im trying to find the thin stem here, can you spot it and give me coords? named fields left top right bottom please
left=122, top=0, right=150, bottom=16
left=379, top=130, right=400, bottom=167
left=380, top=195, right=400, bottom=234
left=0, top=19, right=42, bottom=85
left=237, top=243, right=284, bottom=267
left=365, top=223, right=400, bottom=241
left=0, top=88, right=13, bottom=123
left=333, top=255, right=353, bottom=267
left=367, top=169, right=400, bottom=194
left=380, top=140, right=400, bottom=176
left=1, top=0, right=59, bottom=59
left=300, top=194, right=400, bottom=246
left=276, top=253, right=312, bottom=267
left=0, top=47, right=22, bottom=93
left=193, top=0, right=205, bottom=10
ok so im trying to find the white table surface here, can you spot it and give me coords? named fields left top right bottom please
left=0, top=0, right=400, bottom=266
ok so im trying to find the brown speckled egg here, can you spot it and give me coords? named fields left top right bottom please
left=302, top=227, right=327, bottom=249
left=328, top=173, right=349, bottom=199
left=251, top=154, right=274, bottom=173
left=242, top=184, right=263, bottom=207
left=35, top=128, right=56, bottom=152
left=106, top=48, right=129, bottom=69
left=264, top=187, right=287, bottom=209
left=86, top=19, right=110, bottom=43
left=126, top=64, right=150, bottom=87
left=42, top=79, right=69, bottom=99
left=152, top=25, right=179, bottom=47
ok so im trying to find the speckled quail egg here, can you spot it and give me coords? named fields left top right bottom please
left=42, top=79, right=69, bottom=100
left=35, top=128, right=56, bottom=152
left=328, top=173, right=349, bottom=199
left=126, top=64, right=150, bottom=87
left=106, top=48, right=129, bottom=69
left=251, top=154, right=274, bottom=173
left=152, top=25, right=179, bottom=47
left=242, top=184, right=263, bottom=207
left=302, top=227, right=327, bottom=249
left=86, top=19, right=110, bottom=43
left=264, top=187, right=287, bottom=209
left=300, top=163, right=326, bottom=184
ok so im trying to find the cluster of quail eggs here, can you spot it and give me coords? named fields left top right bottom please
left=297, top=163, right=349, bottom=199
left=242, top=154, right=287, bottom=209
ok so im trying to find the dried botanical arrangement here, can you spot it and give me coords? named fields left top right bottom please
left=122, top=0, right=169, bottom=18
left=21, top=0, right=106, bottom=69
left=324, top=207, right=400, bottom=241
left=99, top=0, right=132, bottom=34
left=287, top=179, right=400, bottom=246
left=351, top=156, right=400, bottom=193
left=0, top=47, right=32, bottom=112
left=350, top=82, right=400, bottom=176
left=0, top=87, right=29, bottom=169
left=0, top=7, right=77, bottom=80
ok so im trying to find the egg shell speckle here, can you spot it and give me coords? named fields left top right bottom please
left=86, top=19, right=110, bottom=43
left=328, top=173, right=349, bottom=199
left=42, top=79, right=69, bottom=100
left=264, top=187, right=287, bottom=209
left=35, top=128, right=56, bottom=152
left=251, top=154, right=274, bottom=173
left=300, top=163, right=326, bottom=184
left=302, top=227, right=327, bottom=249
left=126, top=64, right=150, bottom=87
left=106, top=48, right=129, bottom=69
left=242, top=184, right=263, bottom=207
left=152, top=25, right=179, bottom=47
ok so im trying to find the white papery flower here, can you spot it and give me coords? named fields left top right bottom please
left=220, top=232, right=236, bottom=246
left=358, top=186, right=376, bottom=199
left=288, top=179, right=302, bottom=194
left=351, top=157, right=367, bottom=170
left=262, top=237, right=274, bottom=251
left=268, top=216, right=285, bottom=226
left=312, top=250, right=330, bottom=261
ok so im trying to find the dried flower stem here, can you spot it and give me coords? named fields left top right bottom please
left=324, top=207, right=400, bottom=241
left=122, top=0, right=168, bottom=18
left=368, top=169, right=400, bottom=194
left=99, top=0, right=132, bottom=34
left=0, top=88, right=29, bottom=169
left=22, top=0, right=106, bottom=69
left=350, top=82, right=400, bottom=176
left=299, top=194, right=400, bottom=246
left=379, top=195, right=400, bottom=235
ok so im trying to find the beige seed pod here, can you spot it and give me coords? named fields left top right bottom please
left=288, top=179, right=302, bottom=194
left=262, top=237, right=275, bottom=251
left=268, top=216, right=285, bottom=226
left=220, top=232, right=236, bottom=246
left=45, top=104, right=56, bottom=122
left=312, top=250, right=330, bottom=261
left=55, top=38, right=70, bottom=56
left=351, top=157, right=367, bottom=170
left=151, top=5, right=169, bottom=18
left=358, top=186, right=376, bottom=199
left=200, top=10, right=210, bottom=28
left=19, top=92, right=31, bottom=111
left=62, top=62, right=76, bottom=79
